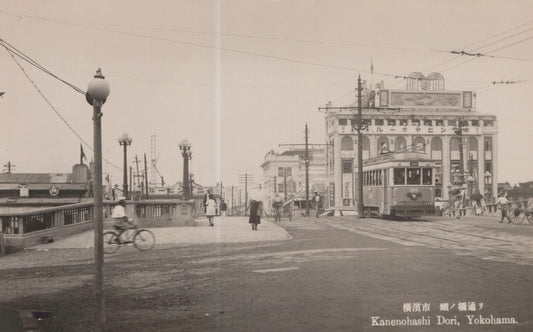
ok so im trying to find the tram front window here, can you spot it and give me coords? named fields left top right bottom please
left=407, top=168, right=421, bottom=185
left=394, top=168, right=406, bottom=185
left=422, top=168, right=433, bottom=185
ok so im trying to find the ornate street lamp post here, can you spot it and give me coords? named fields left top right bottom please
left=118, top=133, right=132, bottom=199
left=86, top=68, right=110, bottom=332
left=179, top=140, right=192, bottom=200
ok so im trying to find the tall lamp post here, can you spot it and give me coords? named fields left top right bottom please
left=352, top=75, right=367, bottom=218
left=179, top=140, right=192, bottom=200
left=86, top=68, right=110, bottom=331
left=118, top=133, right=132, bottom=199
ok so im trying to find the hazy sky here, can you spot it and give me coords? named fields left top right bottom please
left=1, top=0, right=532, bottom=188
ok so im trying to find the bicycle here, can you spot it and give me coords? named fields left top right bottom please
left=511, top=209, right=533, bottom=225
left=103, top=221, right=155, bottom=254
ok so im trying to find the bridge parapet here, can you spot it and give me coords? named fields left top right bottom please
left=0, top=199, right=195, bottom=251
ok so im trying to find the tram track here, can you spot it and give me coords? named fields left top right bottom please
left=317, top=217, right=533, bottom=266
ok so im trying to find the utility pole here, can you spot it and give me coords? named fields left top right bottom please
left=238, top=173, right=254, bottom=216
left=134, top=155, right=141, bottom=195
left=304, top=123, right=310, bottom=217
left=129, top=166, right=133, bottom=199
left=231, top=186, right=234, bottom=216
left=354, top=75, right=366, bottom=218
left=144, top=154, right=149, bottom=199
left=283, top=169, right=287, bottom=200
left=273, top=176, right=277, bottom=193
left=3, top=161, right=14, bottom=174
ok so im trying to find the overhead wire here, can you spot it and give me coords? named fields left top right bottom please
left=4, top=48, right=122, bottom=171
left=0, top=38, right=86, bottom=95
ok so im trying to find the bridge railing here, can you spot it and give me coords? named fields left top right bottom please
left=0, top=199, right=195, bottom=251
left=0, top=202, right=94, bottom=235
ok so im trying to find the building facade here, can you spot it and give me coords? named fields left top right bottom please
left=261, top=147, right=327, bottom=212
left=0, top=164, right=93, bottom=213
left=325, top=72, right=498, bottom=208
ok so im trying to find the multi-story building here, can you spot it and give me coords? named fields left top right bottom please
left=261, top=147, right=327, bottom=211
left=324, top=72, right=498, bottom=208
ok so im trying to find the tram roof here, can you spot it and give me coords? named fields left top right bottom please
left=361, top=151, right=440, bottom=167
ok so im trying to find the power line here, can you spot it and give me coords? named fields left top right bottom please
left=5, top=49, right=121, bottom=171
left=0, top=9, right=448, bottom=55
left=0, top=38, right=85, bottom=95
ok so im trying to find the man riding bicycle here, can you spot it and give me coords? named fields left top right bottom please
left=112, top=197, right=136, bottom=243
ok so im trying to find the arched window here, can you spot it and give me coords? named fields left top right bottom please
left=450, top=137, right=460, bottom=160
left=362, top=136, right=370, bottom=159
left=414, top=136, right=426, bottom=152
left=468, top=137, right=478, bottom=161
left=377, top=137, right=389, bottom=155
left=341, top=136, right=353, bottom=151
left=394, top=136, right=406, bottom=152
left=431, top=137, right=442, bottom=160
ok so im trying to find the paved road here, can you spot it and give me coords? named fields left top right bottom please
left=1, top=214, right=533, bottom=331
left=315, top=215, right=533, bottom=266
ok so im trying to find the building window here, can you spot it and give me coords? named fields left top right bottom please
left=448, top=120, right=457, bottom=126
left=278, top=184, right=284, bottom=193
left=342, top=160, right=352, bottom=173
left=468, top=137, right=478, bottom=161
left=423, top=119, right=433, bottom=126
left=431, top=137, right=443, bottom=160
left=278, top=167, right=291, bottom=177
left=411, top=119, right=420, bottom=126
left=362, top=136, right=370, bottom=159
left=341, top=136, right=354, bottom=151
left=471, top=120, right=479, bottom=127
left=395, top=136, right=407, bottom=152
left=483, top=120, right=494, bottom=127
left=387, top=119, right=396, bottom=126
left=375, top=119, right=384, bottom=126
left=363, top=119, right=372, bottom=126
left=378, top=137, right=389, bottom=154
left=450, top=137, right=461, bottom=160
left=414, top=137, right=426, bottom=152
left=399, top=119, right=408, bottom=126
left=435, top=119, right=444, bottom=126
left=339, top=119, right=348, bottom=126
left=484, top=137, right=492, bottom=160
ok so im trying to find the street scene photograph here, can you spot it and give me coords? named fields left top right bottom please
left=1, top=0, right=533, bottom=331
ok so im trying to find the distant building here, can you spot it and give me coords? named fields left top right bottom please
left=0, top=164, right=93, bottom=213
left=502, top=181, right=533, bottom=201
left=324, top=72, right=498, bottom=208
left=261, top=147, right=327, bottom=212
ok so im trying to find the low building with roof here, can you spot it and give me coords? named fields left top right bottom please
left=0, top=164, right=93, bottom=213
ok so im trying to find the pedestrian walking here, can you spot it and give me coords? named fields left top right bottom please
left=480, top=197, right=486, bottom=216
left=220, top=199, right=228, bottom=217
left=249, top=199, right=261, bottom=230
left=496, top=193, right=511, bottom=223
left=203, top=189, right=212, bottom=214
left=453, top=197, right=462, bottom=219
left=206, top=193, right=217, bottom=227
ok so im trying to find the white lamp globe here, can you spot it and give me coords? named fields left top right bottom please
left=87, top=68, right=110, bottom=102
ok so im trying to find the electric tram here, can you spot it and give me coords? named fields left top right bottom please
left=358, top=151, right=437, bottom=218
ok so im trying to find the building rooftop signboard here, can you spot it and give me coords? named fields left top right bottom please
left=379, top=90, right=473, bottom=109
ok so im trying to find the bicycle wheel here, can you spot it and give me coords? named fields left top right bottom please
left=527, top=213, right=533, bottom=225
left=515, top=213, right=525, bottom=225
left=103, top=231, right=120, bottom=254
left=133, top=229, right=155, bottom=251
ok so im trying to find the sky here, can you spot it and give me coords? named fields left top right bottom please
left=0, top=0, right=532, bottom=189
